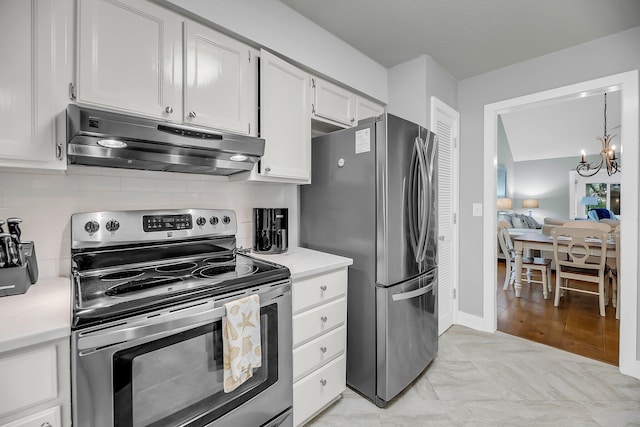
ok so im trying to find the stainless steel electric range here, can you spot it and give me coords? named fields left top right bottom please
left=70, top=209, right=293, bottom=427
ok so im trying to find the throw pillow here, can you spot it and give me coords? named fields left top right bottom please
left=519, top=214, right=540, bottom=229
left=511, top=215, right=524, bottom=228
left=497, top=213, right=514, bottom=228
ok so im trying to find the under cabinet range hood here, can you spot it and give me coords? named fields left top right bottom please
left=66, top=104, right=265, bottom=176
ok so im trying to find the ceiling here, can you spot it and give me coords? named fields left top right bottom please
left=279, top=0, right=640, bottom=80
left=500, top=90, right=622, bottom=162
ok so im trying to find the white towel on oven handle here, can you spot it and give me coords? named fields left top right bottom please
left=222, top=294, right=262, bottom=393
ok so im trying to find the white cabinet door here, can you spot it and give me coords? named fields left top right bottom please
left=312, top=78, right=355, bottom=128
left=259, top=50, right=310, bottom=181
left=0, top=0, right=72, bottom=170
left=356, top=96, right=384, bottom=123
left=77, top=0, right=183, bottom=120
left=184, top=20, right=257, bottom=136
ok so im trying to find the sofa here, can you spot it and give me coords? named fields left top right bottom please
left=542, top=216, right=620, bottom=235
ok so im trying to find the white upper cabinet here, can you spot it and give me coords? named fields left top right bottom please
left=311, top=77, right=356, bottom=128
left=356, top=96, right=385, bottom=123
left=257, top=50, right=310, bottom=182
left=0, top=0, right=73, bottom=170
left=77, top=0, right=183, bottom=121
left=184, top=20, right=258, bottom=136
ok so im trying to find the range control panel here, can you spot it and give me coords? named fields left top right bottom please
left=143, top=214, right=193, bottom=232
left=71, top=209, right=237, bottom=249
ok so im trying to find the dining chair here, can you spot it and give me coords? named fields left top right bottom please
left=497, top=221, right=552, bottom=298
left=551, top=225, right=609, bottom=316
left=562, top=220, right=611, bottom=232
left=612, top=225, right=620, bottom=319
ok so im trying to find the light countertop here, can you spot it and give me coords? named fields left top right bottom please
left=0, top=248, right=352, bottom=354
left=0, top=277, right=71, bottom=354
left=250, top=247, right=352, bottom=280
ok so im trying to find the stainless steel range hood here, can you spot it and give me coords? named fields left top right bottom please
left=66, top=104, right=265, bottom=176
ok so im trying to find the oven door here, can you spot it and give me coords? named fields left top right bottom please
left=72, top=280, right=292, bottom=427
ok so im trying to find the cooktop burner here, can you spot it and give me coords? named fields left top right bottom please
left=155, top=262, right=198, bottom=273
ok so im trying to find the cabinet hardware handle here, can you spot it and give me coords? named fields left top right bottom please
left=320, top=379, right=327, bottom=386
left=41, top=423, right=52, bottom=427
left=56, top=143, right=63, bottom=160
left=351, top=117, right=355, bottom=124
left=165, top=106, right=174, bottom=114
left=264, top=166, right=271, bottom=173
left=320, top=285, right=327, bottom=291
left=321, top=316, right=328, bottom=323
left=320, top=346, right=327, bottom=353
left=189, top=111, right=197, bottom=118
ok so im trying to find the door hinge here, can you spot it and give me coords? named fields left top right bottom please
left=311, top=78, right=316, bottom=89
left=453, top=288, right=457, bottom=299
left=453, top=213, right=457, bottom=224
left=311, top=103, right=316, bottom=114
left=248, top=122, right=251, bottom=134
left=248, top=50, right=251, bottom=62
left=453, top=137, right=458, bottom=149
left=69, top=82, right=76, bottom=100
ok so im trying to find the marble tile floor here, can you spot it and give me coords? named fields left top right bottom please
left=307, top=325, right=640, bottom=426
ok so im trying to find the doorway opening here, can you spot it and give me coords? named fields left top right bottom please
left=483, top=71, right=639, bottom=377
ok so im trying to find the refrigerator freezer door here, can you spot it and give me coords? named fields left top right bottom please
left=375, top=268, right=438, bottom=406
left=376, top=115, right=437, bottom=286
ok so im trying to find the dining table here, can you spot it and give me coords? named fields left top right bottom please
left=511, top=232, right=616, bottom=298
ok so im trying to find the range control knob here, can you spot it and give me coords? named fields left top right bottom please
left=222, top=215, right=231, bottom=225
left=196, top=216, right=207, bottom=227
left=209, top=216, right=219, bottom=226
left=84, top=220, right=99, bottom=234
left=105, top=220, right=120, bottom=232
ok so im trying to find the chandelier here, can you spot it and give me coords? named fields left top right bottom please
left=576, top=93, right=620, bottom=177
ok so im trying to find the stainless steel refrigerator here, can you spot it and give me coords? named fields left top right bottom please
left=300, top=113, right=438, bottom=407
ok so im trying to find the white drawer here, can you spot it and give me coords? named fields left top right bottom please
left=293, top=268, right=347, bottom=314
left=293, top=355, right=346, bottom=427
left=293, top=297, right=346, bottom=347
left=1, top=406, right=61, bottom=427
left=293, top=326, right=345, bottom=382
left=0, top=345, right=57, bottom=417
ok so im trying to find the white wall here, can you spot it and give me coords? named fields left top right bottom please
left=388, top=54, right=458, bottom=128
left=457, top=26, right=640, bottom=317
left=162, top=0, right=388, bottom=103
left=0, top=167, right=297, bottom=279
left=388, top=56, right=428, bottom=126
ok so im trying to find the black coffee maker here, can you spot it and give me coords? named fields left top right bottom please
left=253, top=208, right=288, bottom=254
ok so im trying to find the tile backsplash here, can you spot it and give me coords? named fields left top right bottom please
left=0, top=166, right=298, bottom=279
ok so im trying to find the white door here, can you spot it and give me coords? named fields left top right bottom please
left=312, top=78, right=356, bottom=127
left=431, top=97, right=460, bottom=335
left=184, top=20, right=257, bottom=135
left=77, top=0, right=182, bottom=120
left=0, top=0, right=72, bottom=170
left=259, top=50, right=310, bottom=181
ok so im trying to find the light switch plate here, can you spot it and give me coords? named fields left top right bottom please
left=472, top=203, right=483, bottom=216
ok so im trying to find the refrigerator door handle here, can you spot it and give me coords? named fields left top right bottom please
left=391, top=282, right=434, bottom=301
left=415, top=136, right=429, bottom=264
left=408, top=137, right=422, bottom=262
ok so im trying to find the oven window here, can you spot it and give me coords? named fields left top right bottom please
left=113, top=304, right=278, bottom=427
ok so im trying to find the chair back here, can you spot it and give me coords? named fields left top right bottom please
left=563, top=220, right=611, bottom=232
left=497, top=221, right=513, bottom=259
left=551, top=226, right=608, bottom=273
left=614, top=224, right=620, bottom=276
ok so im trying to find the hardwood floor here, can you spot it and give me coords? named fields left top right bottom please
left=497, top=260, right=620, bottom=365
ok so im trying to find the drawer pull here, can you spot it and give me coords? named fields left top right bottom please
left=320, top=346, right=327, bottom=353
left=321, top=316, right=328, bottom=323
left=320, top=379, right=327, bottom=386
left=320, top=285, right=327, bottom=291
left=41, top=423, right=52, bottom=427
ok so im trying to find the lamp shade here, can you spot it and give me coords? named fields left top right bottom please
left=581, top=196, right=598, bottom=206
left=522, top=199, right=539, bottom=209
left=497, top=198, right=513, bottom=210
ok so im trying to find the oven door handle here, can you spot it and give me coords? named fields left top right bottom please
left=77, top=304, right=226, bottom=351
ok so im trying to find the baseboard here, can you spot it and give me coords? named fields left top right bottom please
left=456, top=310, right=494, bottom=333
